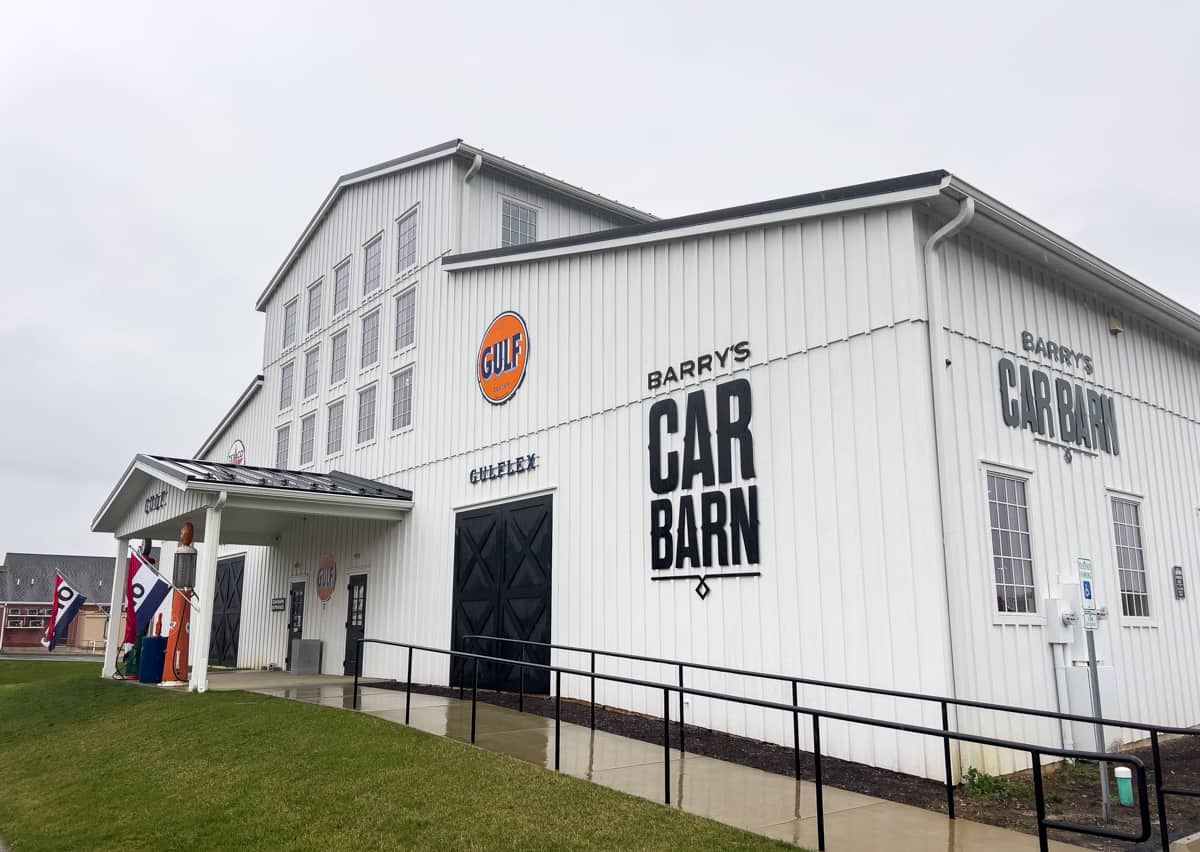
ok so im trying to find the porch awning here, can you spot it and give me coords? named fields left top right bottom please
left=91, top=454, right=413, bottom=545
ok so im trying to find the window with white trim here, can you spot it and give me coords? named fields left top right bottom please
left=395, top=287, right=415, bottom=350
left=363, top=237, right=382, bottom=294
left=279, top=361, right=295, bottom=410
left=299, top=413, right=316, bottom=466
left=333, top=260, right=350, bottom=315
left=282, top=297, right=298, bottom=348
left=361, top=309, right=380, bottom=368
left=330, top=330, right=348, bottom=385
left=357, top=384, right=377, bottom=444
left=327, top=398, right=344, bottom=455
left=501, top=199, right=537, bottom=246
left=987, top=472, right=1037, bottom=614
left=396, top=210, right=418, bottom=272
left=1112, top=497, right=1150, bottom=617
left=303, top=346, right=320, bottom=399
left=306, top=280, right=322, bottom=333
left=391, top=367, right=413, bottom=431
left=276, top=424, right=290, bottom=469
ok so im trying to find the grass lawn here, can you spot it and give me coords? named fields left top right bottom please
left=0, top=662, right=795, bottom=851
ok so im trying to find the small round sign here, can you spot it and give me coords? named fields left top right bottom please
left=477, top=311, right=529, bottom=405
left=317, top=555, right=337, bottom=602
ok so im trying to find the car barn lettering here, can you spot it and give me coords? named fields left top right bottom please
left=1021, top=330, right=1094, bottom=375
left=469, top=453, right=538, bottom=484
left=648, top=377, right=760, bottom=580
left=648, top=340, right=750, bottom=391
left=144, top=489, right=168, bottom=514
left=997, top=357, right=1120, bottom=455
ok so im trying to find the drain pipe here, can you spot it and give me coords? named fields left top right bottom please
left=457, top=152, right=484, bottom=250
left=922, top=195, right=975, bottom=781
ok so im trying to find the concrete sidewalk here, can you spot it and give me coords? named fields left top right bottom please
left=245, top=679, right=1074, bottom=852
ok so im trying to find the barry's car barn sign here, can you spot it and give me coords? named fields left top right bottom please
left=646, top=342, right=760, bottom=597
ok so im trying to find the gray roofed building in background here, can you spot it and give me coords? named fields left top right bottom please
left=0, top=550, right=159, bottom=604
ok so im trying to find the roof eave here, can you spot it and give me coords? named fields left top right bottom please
left=195, top=375, right=265, bottom=459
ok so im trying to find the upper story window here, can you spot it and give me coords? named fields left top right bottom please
left=306, top=280, right=322, bottom=334
left=395, top=287, right=416, bottom=351
left=501, top=199, right=537, bottom=247
left=330, top=330, right=348, bottom=385
left=326, top=398, right=344, bottom=456
left=361, top=309, right=380, bottom=369
left=1112, top=497, right=1150, bottom=617
left=303, top=346, right=320, bottom=399
left=275, top=424, right=290, bottom=469
left=279, top=361, right=295, bottom=411
left=299, top=413, right=316, bottom=467
left=363, top=237, right=382, bottom=295
left=333, top=260, right=351, bottom=315
left=391, top=367, right=413, bottom=431
left=987, top=472, right=1036, bottom=615
left=282, top=298, right=299, bottom=349
left=396, top=210, right=418, bottom=272
left=357, top=384, right=377, bottom=444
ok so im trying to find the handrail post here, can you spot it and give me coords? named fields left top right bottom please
left=1151, top=730, right=1170, bottom=851
left=663, top=687, right=671, bottom=805
left=470, top=656, right=479, bottom=744
left=353, top=639, right=361, bottom=710
left=404, top=646, right=413, bottom=725
left=678, top=663, right=686, bottom=754
left=812, top=714, right=825, bottom=852
left=1031, top=751, right=1048, bottom=852
left=519, top=659, right=526, bottom=713
left=941, top=700, right=955, bottom=819
left=791, top=680, right=801, bottom=780
left=555, top=669, right=562, bottom=771
left=590, top=651, right=596, bottom=731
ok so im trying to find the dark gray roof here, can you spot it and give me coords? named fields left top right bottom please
left=145, top=455, right=413, bottom=500
left=0, top=549, right=159, bottom=604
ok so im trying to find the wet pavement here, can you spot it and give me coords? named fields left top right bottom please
left=216, top=672, right=1073, bottom=852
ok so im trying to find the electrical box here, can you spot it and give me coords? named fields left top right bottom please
left=290, top=639, right=323, bottom=675
left=1066, top=663, right=1119, bottom=749
left=1043, top=596, right=1076, bottom=644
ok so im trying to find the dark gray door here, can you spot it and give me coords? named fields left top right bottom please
left=209, top=555, right=244, bottom=668
left=285, top=581, right=305, bottom=671
left=343, top=574, right=367, bottom=676
left=451, top=494, right=553, bottom=693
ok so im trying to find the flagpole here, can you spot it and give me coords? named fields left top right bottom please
left=127, top=546, right=201, bottom=613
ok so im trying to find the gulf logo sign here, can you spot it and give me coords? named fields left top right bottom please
left=477, top=311, right=529, bottom=405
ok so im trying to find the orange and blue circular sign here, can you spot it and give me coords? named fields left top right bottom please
left=477, top=311, right=529, bottom=405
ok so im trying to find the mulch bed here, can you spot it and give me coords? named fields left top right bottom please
left=373, top=680, right=1200, bottom=849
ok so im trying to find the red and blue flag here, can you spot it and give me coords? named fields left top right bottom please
left=41, top=572, right=88, bottom=651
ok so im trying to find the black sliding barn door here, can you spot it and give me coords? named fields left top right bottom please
left=451, top=494, right=552, bottom=693
left=209, top=555, right=244, bottom=668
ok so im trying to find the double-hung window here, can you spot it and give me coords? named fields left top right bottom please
left=987, top=472, right=1037, bottom=615
left=299, top=413, right=316, bottom=466
left=279, top=361, right=295, bottom=410
left=363, top=237, right=382, bottom=294
left=501, top=199, right=537, bottom=246
left=357, top=384, right=377, bottom=444
left=361, top=310, right=380, bottom=368
left=306, top=280, right=322, bottom=333
left=282, top=298, right=299, bottom=348
left=275, top=424, right=290, bottom=469
left=1112, top=497, right=1150, bottom=617
left=396, top=210, right=418, bottom=272
left=395, top=287, right=415, bottom=350
left=330, top=330, right=348, bottom=385
left=333, top=260, right=350, bottom=315
left=303, top=346, right=320, bottom=399
left=391, top=367, right=413, bottom=431
left=326, top=399, right=344, bottom=455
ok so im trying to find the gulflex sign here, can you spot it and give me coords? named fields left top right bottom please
left=646, top=343, right=761, bottom=596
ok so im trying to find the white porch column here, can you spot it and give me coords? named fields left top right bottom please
left=189, top=498, right=224, bottom=693
left=101, top=537, right=130, bottom=678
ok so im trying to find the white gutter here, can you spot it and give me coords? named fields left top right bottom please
left=922, top=195, right=975, bottom=780
left=456, top=153, right=483, bottom=251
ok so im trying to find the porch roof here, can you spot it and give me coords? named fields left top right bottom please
left=91, top=454, right=413, bottom=544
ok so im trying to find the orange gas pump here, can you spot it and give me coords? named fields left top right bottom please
left=162, top=588, right=192, bottom=683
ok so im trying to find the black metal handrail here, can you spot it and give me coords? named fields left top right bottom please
left=462, top=632, right=1200, bottom=851
left=353, top=637, right=1151, bottom=852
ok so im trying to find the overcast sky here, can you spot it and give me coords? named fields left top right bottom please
left=1, top=1, right=1197, bottom=558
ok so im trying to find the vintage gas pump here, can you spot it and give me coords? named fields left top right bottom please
left=162, top=522, right=196, bottom=685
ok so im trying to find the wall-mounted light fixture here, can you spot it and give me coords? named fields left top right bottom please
left=1109, top=315, right=1125, bottom=336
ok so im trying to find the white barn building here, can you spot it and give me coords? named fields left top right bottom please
left=93, top=139, right=1200, bottom=781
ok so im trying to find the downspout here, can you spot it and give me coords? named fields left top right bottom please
left=922, top=195, right=975, bottom=781
left=457, top=152, right=483, bottom=252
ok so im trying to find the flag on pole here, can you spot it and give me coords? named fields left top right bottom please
left=41, top=572, right=88, bottom=651
left=125, top=549, right=170, bottom=639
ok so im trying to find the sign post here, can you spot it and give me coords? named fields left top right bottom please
left=1078, top=557, right=1111, bottom=822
